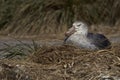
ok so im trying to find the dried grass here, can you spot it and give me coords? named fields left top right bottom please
left=0, top=44, right=119, bottom=80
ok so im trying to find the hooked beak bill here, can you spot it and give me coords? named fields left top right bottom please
left=65, top=26, right=76, bottom=37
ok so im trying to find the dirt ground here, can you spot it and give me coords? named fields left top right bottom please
left=0, top=43, right=120, bottom=80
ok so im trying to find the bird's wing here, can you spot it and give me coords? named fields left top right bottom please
left=87, top=33, right=111, bottom=49
left=63, top=36, right=69, bottom=43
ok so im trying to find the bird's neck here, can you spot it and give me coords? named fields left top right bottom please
left=74, top=29, right=88, bottom=36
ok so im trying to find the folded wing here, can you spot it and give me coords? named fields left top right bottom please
left=87, top=33, right=111, bottom=49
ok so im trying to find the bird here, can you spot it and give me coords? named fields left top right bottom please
left=64, top=21, right=111, bottom=50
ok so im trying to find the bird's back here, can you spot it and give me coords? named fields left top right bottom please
left=87, top=33, right=111, bottom=49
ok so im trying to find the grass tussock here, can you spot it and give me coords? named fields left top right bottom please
left=0, top=0, right=120, bottom=35
left=0, top=40, right=40, bottom=59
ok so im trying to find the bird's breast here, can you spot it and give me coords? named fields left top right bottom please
left=66, top=34, right=97, bottom=50
left=66, top=34, right=87, bottom=45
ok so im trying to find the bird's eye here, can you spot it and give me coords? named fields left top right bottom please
left=77, top=24, right=81, bottom=26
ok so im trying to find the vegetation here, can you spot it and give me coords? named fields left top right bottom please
left=0, top=43, right=120, bottom=80
left=0, top=40, right=40, bottom=59
left=0, top=0, right=120, bottom=35
left=0, top=1, right=120, bottom=80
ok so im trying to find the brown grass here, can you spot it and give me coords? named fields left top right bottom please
left=0, top=43, right=120, bottom=80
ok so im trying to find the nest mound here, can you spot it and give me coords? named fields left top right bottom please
left=30, top=45, right=93, bottom=64
left=0, top=44, right=120, bottom=80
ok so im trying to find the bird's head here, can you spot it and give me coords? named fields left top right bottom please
left=65, top=21, right=88, bottom=37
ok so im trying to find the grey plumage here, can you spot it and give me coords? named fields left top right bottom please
left=87, top=33, right=111, bottom=49
left=64, top=21, right=111, bottom=50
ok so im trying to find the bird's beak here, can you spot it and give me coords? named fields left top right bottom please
left=65, top=26, right=76, bottom=37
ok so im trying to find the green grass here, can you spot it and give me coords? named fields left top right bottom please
left=0, top=40, right=40, bottom=59
left=0, top=0, right=120, bottom=35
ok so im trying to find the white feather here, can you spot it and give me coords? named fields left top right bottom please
left=66, top=21, right=97, bottom=50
